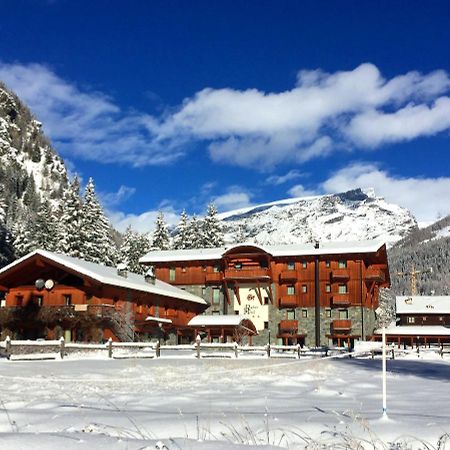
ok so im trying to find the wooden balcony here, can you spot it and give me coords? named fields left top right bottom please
left=332, top=294, right=351, bottom=306
left=205, top=272, right=223, bottom=283
left=331, top=269, right=350, bottom=280
left=365, top=268, right=385, bottom=282
left=279, top=295, right=298, bottom=308
left=279, top=319, right=298, bottom=334
left=224, top=267, right=271, bottom=280
left=279, top=270, right=297, bottom=282
left=332, top=319, right=352, bottom=332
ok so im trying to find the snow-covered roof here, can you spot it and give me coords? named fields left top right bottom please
left=140, top=240, right=386, bottom=263
left=0, top=250, right=207, bottom=306
left=144, top=316, right=172, bottom=324
left=188, top=314, right=254, bottom=327
left=375, top=324, right=450, bottom=336
left=396, top=296, right=450, bottom=315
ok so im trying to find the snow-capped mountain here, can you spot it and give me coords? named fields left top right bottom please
left=219, top=188, right=417, bottom=247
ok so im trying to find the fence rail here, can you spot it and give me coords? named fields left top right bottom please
left=0, top=336, right=336, bottom=361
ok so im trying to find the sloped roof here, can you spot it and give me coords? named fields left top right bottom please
left=0, top=249, right=207, bottom=306
left=396, top=296, right=450, bottom=314
left=375, top=324, right=450, bottom=336
left=140, top=240, right=386, bottom=263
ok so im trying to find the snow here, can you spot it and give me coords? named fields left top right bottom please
left=376, top=324, right=450, bottom=336
left=396, top=295, right=450, bottom=314
left=0, top=249, right=207, bottom=306
left=188, top=314, right=252, bottom=327
left=0, top=354, right=449, bottom=448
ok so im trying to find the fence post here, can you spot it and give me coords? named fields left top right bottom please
left=5, top=336, right=11, bottom=358
left=196, top=334, right=201, bottom=359
left=266, top=343, right=271, bottom=358
left=155, top=341, right=161, bottom=358
left=108, top=338, right=113, bottom=358
left=297, top=343, right=301, bottom=359
left=234, top=342, right=238, bottom=358
left=59, top=337, right=65, bottom=360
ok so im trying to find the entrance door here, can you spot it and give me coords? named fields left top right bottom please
left=64, top=329, right=71, bottom=342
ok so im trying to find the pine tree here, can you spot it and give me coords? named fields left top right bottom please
left=34, top=200, right=58, bottom=251
left=57, top=176, right=84, bottom=258
left=81, top=178, right=117, bottom=266
left=375, top=288, right=396, bottom=328
left=203, top=203, right=224, bottom=248
left=152, top=211, right=170, bottom=250
left=12, top=219, right=35, bottom=257
left=173, top=210, right=190, bottom=249
left=118, top=226, right=151, bottom=273
left=186, top=214, right=204, bottom=249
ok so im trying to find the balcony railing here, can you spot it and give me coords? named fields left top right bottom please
left=365, top=268, right=385, bottom=282
left=331, top=269, right=350, bottom=280
left=332, top=319, right=352, bottom=332
left=279, top=319, right=298, bottom=334
left=279, top=271, right=297, bottom=282
left=224, top=267, right=271, bottom=280
left=332, top=294, right=351, bottom=306
left=205, top=272, right=223, bottom=283
left=279, top=295, right=298, bottom=308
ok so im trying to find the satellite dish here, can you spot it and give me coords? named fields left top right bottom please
left=45, top=279, right=55, bottom=290
left=35, top=279, right=45, bottom=290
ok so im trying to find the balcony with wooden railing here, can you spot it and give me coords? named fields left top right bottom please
left=279, top=295, right=298, bottom=308
left=279, top=319, right=299, bottom=334
left=331, top=269, right=350, bottom=281
left=365, top=268, right=385, bottom=282
left=224, top=267, right=271, bottom=281
left=331, top=319, right=352, bottom=333
left=279, top=270, right=297, bottom=282
left=205, top=272, right=223, bottom=283
left=331, top=294, right=351, bottom=307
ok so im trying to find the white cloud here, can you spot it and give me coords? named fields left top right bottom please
left=321, top=163, right=450, bottom=222
left=212, top=187, right=253, bottom=212
left=0, top=62, right=182, bottom=167
left=266, top=169, right=304, bottom=185
left=287, top=184, right=318, bottom=198
left=100, top=185, right=136, bottom=208
left=3, top=62, right=450, bottom=169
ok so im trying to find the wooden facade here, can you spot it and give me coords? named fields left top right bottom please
left=0, top=250, right=207, bottom=342
left=140, top=241, right=390, bottom=347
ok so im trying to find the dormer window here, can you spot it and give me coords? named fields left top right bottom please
left=287, top=261, right=295, bottom=271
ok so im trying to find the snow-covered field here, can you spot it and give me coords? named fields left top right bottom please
left=0, top=353, right=449, bottom=449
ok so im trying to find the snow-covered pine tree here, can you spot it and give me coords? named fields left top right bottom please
left=118, top=225, right=151, bottom=273
left=12, top=218, right=35, bottom=258
left=57, top=176, right=84, bottom=258
left=33, top=200, right=58, bottom=252
left=152, top=211, right=170, bottom=250
left=81, top=178, right=117, bottom=266
left=203, top=202, right=224, bottom=248
left=186, top=214, right=204, bottom=249
left=0, top=189, right=14, bottom=266
left=173, top=210, right=190, bottom=250
left=375, top=288, right=396, bottom=328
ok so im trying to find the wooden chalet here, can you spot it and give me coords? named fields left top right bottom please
left=373, top=296, right=450, bottom=347
left=0, top=250, right=207, bottom=342
left=140, top=240, right=390, bottom=347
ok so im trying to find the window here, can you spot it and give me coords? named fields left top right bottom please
left=15, top=296, right=23, bottom=307
left=339, top=309, right=349, bottom=319
left=213, top=264, right=221, bottom=273
left=302, top=309, right=308, bottom=318
left=338, top=260, right=347, bottom=268
left=287, top=261, right=295, bottom=271
left=202, top=287, right=206, bottom=297
left=325, top=283, right=331, bottom=293
left=202, top=265, right=207, bottom=272
left=338, top=284, right=347, bottom=294
left=287, top=285, right=295, bottom=295
left=212, top=310, right=220, bottom=316
left=235, top=310, right=239, bottom=315
left=287, top=309, right=295, bottom=320
left=264, top=296, right=270, bottom=305
left=181, top=266, right=186, bottom=273
left=407, top=316, right=415, bottom=324
left=63, top=294, right=71, bottom=306
left=326, top=308, right=332, bottom=318
left=234, top=262, right=242, bottom=270
left=260, top=260, right=268, bottom=268
left=34, top=295, right=43, bottom=307
left=325, top=260, right=331, bottom=268
left=212, top=288, right=220, bottom=304
left=302, top=261, right=307, bottom=269
left=264, top=321, right=269, bottom=329
left=169, top=267, right=176, bottom=281
left=423, top=316, right=427, bottom=321
left=301, top=284, right=307, bottom=293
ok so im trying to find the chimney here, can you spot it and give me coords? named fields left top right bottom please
left=144, top=266, right=156, bottom=285
left=117, top=263, right=128, bottom=278
left=314, top=240, right=320, bottom=249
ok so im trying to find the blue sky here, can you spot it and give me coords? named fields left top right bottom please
left=1, top=0, right=450, bottom=231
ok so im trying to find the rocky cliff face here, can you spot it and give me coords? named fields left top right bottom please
left=219, top=188, right=417, bottom=247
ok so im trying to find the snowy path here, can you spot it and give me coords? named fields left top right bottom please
left=0, top=355, right=449, bottom=449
